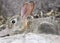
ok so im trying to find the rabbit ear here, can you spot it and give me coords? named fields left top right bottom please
left=21, top=3, right=28, bottom=17
left=27, top=3, right=34, bottom=15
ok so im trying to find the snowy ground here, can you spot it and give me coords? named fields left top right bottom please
left=0, top=33, right=60, bottom=43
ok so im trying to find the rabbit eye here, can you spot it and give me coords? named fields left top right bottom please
left=11, top=19, right=17, bottom=24
left=12, top=20, right=15, bottom=24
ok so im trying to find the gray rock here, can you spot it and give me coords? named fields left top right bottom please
left=0, top=33, right=60, bottom=43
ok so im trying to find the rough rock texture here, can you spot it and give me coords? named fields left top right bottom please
left=0, top=33, right=60, bottom=43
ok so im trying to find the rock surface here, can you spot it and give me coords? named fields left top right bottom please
left=0, top=33, right=60, bottom=43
